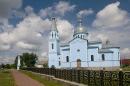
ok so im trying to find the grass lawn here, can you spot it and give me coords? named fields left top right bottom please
left=21, top=70, right=64, bottom=86
left=122, top=66, right=130, bottom=71
left=0, top=69, right=15, bottom=86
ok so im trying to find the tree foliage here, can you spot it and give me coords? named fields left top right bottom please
left=14, top=52, right=38, bottom=68
left=0, top=64, right=14, bottom=69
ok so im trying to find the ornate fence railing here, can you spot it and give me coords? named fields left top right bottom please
left=22, top=68, right=130, bottom=86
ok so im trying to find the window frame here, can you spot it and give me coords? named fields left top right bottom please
left=66, top=56, right=69, bottom=62
left=91, top=55, right=94, bottom=61
left=102, top=54, right=105, bottom=61
left=59, top=61, right=61, bottom=66
left=52, top=43, right=54, bottom=49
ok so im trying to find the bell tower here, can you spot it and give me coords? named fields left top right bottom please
left=48, top=17, right=60, bottom=68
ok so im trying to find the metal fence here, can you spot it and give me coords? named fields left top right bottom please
left=23, top=68, right=130, bottom=86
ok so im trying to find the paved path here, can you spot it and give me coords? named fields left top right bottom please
left=11, top=70, right=44, bottom=86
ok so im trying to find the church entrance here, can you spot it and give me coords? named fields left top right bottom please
left=77, top=59, right=81, bottom=68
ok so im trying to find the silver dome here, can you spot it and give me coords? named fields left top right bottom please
left=74, top=19, right=88, bottom=35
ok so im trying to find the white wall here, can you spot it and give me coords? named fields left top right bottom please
left=60, top=49, right=70, bottom=68
left=108, top=48, right=120, bottom=67
left=89, top=43, right=102, bottom=49
left=70, top=38, right=88, bottom=68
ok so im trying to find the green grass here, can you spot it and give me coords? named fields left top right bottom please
left=21, top=70, right=64, bottom=86
left=0, top=69, right=15, bottom=86
left=122, top=66, right=130, bottom=71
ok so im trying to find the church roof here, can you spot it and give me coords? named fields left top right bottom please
left=88, top=41, right=102, bottom=44
left=88, top=46, right=99, bottom=49
left=99, top=49, right=113, bottom=53
left=102, top=44, right=120, bottom=49
left=103, top=46, right=120, bottom=49
left=60, top=43, right=69, bottom=47
left=62, top=48, right=70, bottom=51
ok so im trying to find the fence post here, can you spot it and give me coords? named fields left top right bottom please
left=70, top=70, right=72, bottom=81
left=77, top=70, right=81, bottom=83
left=54, top=69, right=56, bottom=77
left=119, top=71, right=123, bottom=86
left=81, top=70, right=84, bottom=84
left=88, top=70, right=90, bottom=85
left=100, top=70, right=104, bottom=86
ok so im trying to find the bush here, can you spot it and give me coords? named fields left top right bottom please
left=43, top=64, right=48, bottom=68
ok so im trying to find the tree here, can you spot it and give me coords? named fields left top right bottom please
left=14, top=52, right=38, bottom=68
left=1, top=64, right=5, bottom=69
left=5, top=64, right=11, bottom=69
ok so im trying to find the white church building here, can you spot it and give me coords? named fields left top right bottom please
left=48, top=17, right=120, bottom=70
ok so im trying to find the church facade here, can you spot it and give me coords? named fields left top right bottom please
left=48, top=18, right=120, bottom=70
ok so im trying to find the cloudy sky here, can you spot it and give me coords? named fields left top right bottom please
left=0, top=0, right=130, bottom=64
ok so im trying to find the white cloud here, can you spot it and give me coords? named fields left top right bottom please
left=77, top=9, right=93, bottom=18
left=39, top=7, right=52, bottom=18
left=121, top=48, right=130, bottom=58
left=88, top=33, right=109, bottom=43
left=36, top=33, right=42, bottom=37
left=0, top=0, right=22, bottom=18
left=92, top=1, right=129, bottom=29
left=0, top=44, right=10, bottom=51
left=57, top=18, right=74, bottom=42
left=88, top=30, right=130, bottom=59
left=0, top=56, right=15, bottom=64
left=91, top=1, right=130, bottom=58
left=16, top=41, right=36, bottom=50
left=0, top=6, right=74, bottom=61
left=0, top=19, right=14, bottom=32
left=41, top=52, right=47, bottom=57
left=39, top=1, right=76, bottom=18
left=25, top=6, right=34, bottom=15
left=0, top=14, right=50, bottom=51
left=55, top=1, right=76, bottom=16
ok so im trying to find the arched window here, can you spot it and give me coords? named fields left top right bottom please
left=102, top=54, right=105, bottom=61
left=81, top=35, right=82, bottom=38
left=91, top=55, right=94, bottom=61
left=52, top=43, right=54, bottom=49
left=52, top=33, right=53, bottom=38
left=59, top=61, right=61, bottom=66
left=66, top=56, right=69, bottom=62
left=55, top=32, right=56, bottom=37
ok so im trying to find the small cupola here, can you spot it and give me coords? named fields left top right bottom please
left=51, top=17, right=58, bottom=32
left=50, top=17, right=59, bottom=39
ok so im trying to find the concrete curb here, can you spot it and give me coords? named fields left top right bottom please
left=24, top=70, right=87, bottom=86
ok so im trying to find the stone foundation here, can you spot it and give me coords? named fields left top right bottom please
left=60, top=67, right=120, bottom=71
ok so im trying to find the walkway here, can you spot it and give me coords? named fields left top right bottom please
left=11, top=70, right=44, bottom=86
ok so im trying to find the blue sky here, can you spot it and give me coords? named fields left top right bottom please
left=10, top=0, right=130, bottom=26
left=0, top=0, right=130, bottom=64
